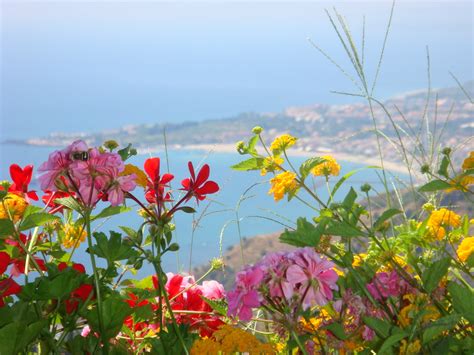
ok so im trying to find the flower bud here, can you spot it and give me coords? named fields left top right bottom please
left=252, top=126, right=263, bottom=135
left=104, top=140, right=119, bottom=151
left=442, top=147, right=452, bottom=156
left=422, top=203, right=435, bottom=212
left=420, top=164, right=430, bottom=174
left=236, top=141, right=246, bottom=155
left=360, top=183, right=372, bottom=193
left=210, top=257, right=225, bottom=270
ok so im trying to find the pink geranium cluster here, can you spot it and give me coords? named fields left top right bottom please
left=227, top=247, right=339, bottom=321
left=38, top=140, right=136, bottom=207
left=366, top=270, right=413, bottom=301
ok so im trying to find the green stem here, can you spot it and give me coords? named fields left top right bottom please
left=85, top=211, right=108, bottom=354
left=291, top=329, right=309, bottom=355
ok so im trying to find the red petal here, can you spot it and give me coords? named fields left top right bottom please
left=0, top=278, right=22, bottom=297
left=187, top=162, right=196, bottom=180
left=0, top=252, right=11, bottom=275
left=195, top=164, right=210, bottom=187
left=9, top=164, right=26, bottom=187
left=27, top=191, right=39, bottom=201
left=58, top=262, right=68, bottom=271
left=144, top=158, right=160, bottom=182
left=196, top=181, right=219, bottom=195
left=160, top=173, right=174, bottom=185
left=152, top=275, right=159, bottom=290
left=181, top=178, right=191, bottom=190
left=22, top=165, right=33, bottom=186
left=72, top=263, right=86, bottom=273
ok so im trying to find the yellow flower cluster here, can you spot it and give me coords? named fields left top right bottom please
left=190, top=325, right=275, bottom=354
left=270, top=134, right=297, bottom=152
left=0, top=193, right=28, bottom=222
left=425, top=208, right=461, bottom=241
left=447, top=175, right=474, bottom=193
left=457, top=237, right=474, bottom=263
left=121, top=164, right=148, bottom=188
left=61, top=223, right=87, bottom=249
left=352, top=253, right=367, bottom=267
left=311, top=156, right=341, bottom=177
left=268, top=171, right=298, bottom=201
left=398, top=301, right=439, bottom=328
left=260, top=156, right=284, bottom=176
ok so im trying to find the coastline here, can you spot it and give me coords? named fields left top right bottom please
left=170, top=143, right=410, bottom=175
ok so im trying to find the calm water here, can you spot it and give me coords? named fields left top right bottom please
left=0, top=143, right=406, bottom=274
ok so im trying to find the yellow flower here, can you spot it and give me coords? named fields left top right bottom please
left=399, top=339, right=421, bottom=354
left=190, top=325, right=275, bottom=354
left=268, top=171, right=298, bottom=201
left=270, top=134, right=297, bottom=152
left=428, top=208, right=461, bottom=229
left=457, top=237, right=474, bottom=263
left=0, top=193, right=28, bottom=222
left=121, top=164, right=148, bottom=188
left=462, top=151, right=474, bottom=171
left=61, top=223, right=87, bottom=249
left=311, top=156, right=341, bottom=177
left=260, top=156, right=284, bottom=176
left=352, top=253, right=367, bottom=267
left=447, top=175, right=474, bottom=193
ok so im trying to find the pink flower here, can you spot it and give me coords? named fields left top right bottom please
left=38, top=140, right=88, bottom=191
left=227, top=265, right=264, bottom=321
left=201, top=280, right=226, bottom=299
left=285, top=248, right=338, bottom=309
left=107, top=174, right=137, bottom=206
left=81, top=325, right=91, bottom=337
left=367, top=270, right=412, bottom=300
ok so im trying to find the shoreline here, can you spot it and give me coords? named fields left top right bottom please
left=170, top=143, right=411, bottom=175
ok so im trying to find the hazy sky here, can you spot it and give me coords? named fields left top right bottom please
left=1, top=1, right=472, bottom=138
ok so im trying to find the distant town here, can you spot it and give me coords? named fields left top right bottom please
left=8, top=82, right=473, bottom=173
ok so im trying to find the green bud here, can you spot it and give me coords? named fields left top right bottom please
left=252, top=126, right=263, bottom=135
left=236, top=141, right=246, bottom=155
left=422, top=203, right=435, bottom=212
left=210, top=257, right=225, bottom=270
left=442, top=147, right=452, bottom=156
left=360, top=183, right=372, bottom=193
left=104, top=140, right=119, bottom=151
left=420, top=164, right=430, bottom=174
left=168, top=243, right=180, bottom=252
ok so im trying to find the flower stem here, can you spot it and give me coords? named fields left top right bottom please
left=84, top=211, right=108, bottom=354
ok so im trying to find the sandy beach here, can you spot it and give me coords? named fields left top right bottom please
left=170, top=143, right=412, bottom=176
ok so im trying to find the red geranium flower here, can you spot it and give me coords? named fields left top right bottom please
left=58, top=262, right=86, bottom=274
left=65, top=284, right=94, bottom=314
left=0, top=252, right=11, bottom=275
left=0, top=277, right=22, bottom=307
left=144, top=158, right=174, bottom=204
left=8, top=164, right=38, bottom=201
left=181, top=162, right=219, bottom=203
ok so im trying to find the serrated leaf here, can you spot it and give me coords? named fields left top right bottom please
left=279, top=217, right=322, bottom=247
left=448, top=281, right=474, bottom=323
left=419, top=180, right=451, bottom=192
left=0, top=219, right=15, bottom=238
left=422, top=257, right=450, bottom=293
left=93, top=206, right=131, bottom=221
left=231, top=158, right=264, bottom=171
left=91, top=231, right=138, bottom=266
left=299, top=157, right=325, bottom=181
left=373, top=209, right=402, bottom=230
left=201, top=296, right=228, bottom=316
left=326, top=220, right=365, bottom=238
left=422, top=314, right=462, bottom=344
left=86, top=295, right=132, bottom=340
left=19, top=213, right=59, bottom=231
left=55, top=197, right=83, bottom=213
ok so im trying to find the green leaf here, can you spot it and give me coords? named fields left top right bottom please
left=176, top=206, right=196, bottom=214
left=91, top=231, right=137, bottom=265
left=55, top=197, right=83, bottom=214
left=201, top=296, right=228, bottom=316
left=422, top=314, right=462, bottom=344
left=378, top=332, right=408, bottom=354
left=438, top=156, right=450, bottom=178
left=299, top=157, right=325, bottom=181
left=118, top=143, right=137, bottom=161
left=326, top=220, right=365, bottom=238
left=279, top=217, right=323, bottom=247
left=373, top=209, right=402, bottom=230
left=422, top=257, right=451, bottom=293
left=0, top=219, right=15, bottom=238
left=0, top=320, right=47, bottom=353
left=86, top=295, right=132, bottom=340
left=19, top=212, right=59, bottom=231
left=247, top=135, right=259, bottom=153
left=418, top=180, right=451, bottom=192
left=448, top=281, right=474, bottom=323
left=342, top=187, right=358, bottom=209
left=322, top=322, right=347, bottom=340
left=93, top=206, right=131, bottom=221
left=330, top=166, right=379, bottom=202
left=363, top=316, right=391, bottom=339
left=231, top=157, right=264, bottom=171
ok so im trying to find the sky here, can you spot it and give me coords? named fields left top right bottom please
left=0, top=1, right=472, bottom=139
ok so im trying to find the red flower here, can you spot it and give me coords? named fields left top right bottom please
left=58, top=262, right=86, bottom=274
left=10, top=258, right=47, bottom=277
left=0, top=278, right=22, bottom=307
left=0, top=252, right=11, bottom=275
left=144, top=158, right=174, bottom=204
left=181, top=162, right=219, bottom=202
left=65, top=284, right=94, bottom=314
left=8, top=164, right=38, bottom=201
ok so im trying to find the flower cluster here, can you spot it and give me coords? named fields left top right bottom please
left=227, top=248, right=338, bottom=323
left=425, top=208, right=461, bottom=240
left=270, top=134, right=297, bottom=153
left=268, top=171, right=299, bottom=201
left=311, top=155, right=341, bottom=177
